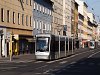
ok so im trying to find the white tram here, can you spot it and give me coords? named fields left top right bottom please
left=89, top=41, right=95, bottom=49
left=35, top=34, right=74, bottom=60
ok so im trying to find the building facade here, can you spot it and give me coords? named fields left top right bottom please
left=51, top=0, right=63, bottom=35
left=0, top=0, right=33, bottom=57
left=76, top=0, right=88, bottom=48
left=87, top=12, right=98, bottom=41
left=78, top=13, right=84, bottom=47
left=63, top=0, right=71, bottom=37
left=33, top=0, right=53, bottom=35
left=71, top=0, right=79, bottom=49
left=97, top=23, right=100, bottom=42
left=76, top=0, right=98, bottom=48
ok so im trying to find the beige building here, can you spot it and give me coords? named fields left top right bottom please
left=76, top=0, right=98, bottom=48
left=51, top=0, right=63, bottom=35
left=76, top=0, right=89, bottom=48
left=87, top=12, right=98, bottom=41
left=63, top=0, right=71, bottom=37
left=51, top=0, right=72, bottom=37
left=0, top=0, right=33, bottom=57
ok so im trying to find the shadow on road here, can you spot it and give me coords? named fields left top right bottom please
left=51, top=57, right=100, bottom=75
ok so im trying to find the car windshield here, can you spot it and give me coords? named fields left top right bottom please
left=36, top=37, right=49, bottom=52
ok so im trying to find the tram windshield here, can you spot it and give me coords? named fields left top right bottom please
left=36, top=37, right=49, bottom=52
left=90, top=42, right=94, bottom=46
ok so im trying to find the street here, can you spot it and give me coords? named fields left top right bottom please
left=0, top=48, right=100, bottom=75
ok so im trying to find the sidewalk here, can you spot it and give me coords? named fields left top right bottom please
left=0, top=54, right=36, bottom=63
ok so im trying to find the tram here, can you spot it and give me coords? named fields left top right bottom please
left=89, top=40, right=99, bottom=49
left=35, top=33, right=74, bottom=60
left=89, top=41, right=95, bottom=49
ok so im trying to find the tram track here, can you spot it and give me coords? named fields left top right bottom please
left=0, top=48, right=100, bottom=75
left=32, top=49, right=98, bottom=75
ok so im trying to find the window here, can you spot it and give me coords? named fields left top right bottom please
left=49, top=10, right=51, bottom=15
left=43, top=7, right=44, bottom=13
left=1, top=8, right=4, bottom=22
left=33, top=2, right=36, bottom=10
left=36, top=20, right=38, bottom=29
left=40, top=21, right=42, bottom=29
left=38, top=4, right=40, bottom=11
left=43, top=24, right=46, bottom=33
left=13, top=12, right=15, bottom=24
left=47, top=9, right=49, bottom=15
left=30, top=16, right=32, bottom=27
left=40, top=5, right=41, bottom=11
left=33, top=19, right=36, bottom=29
left=18, top=13, right=20, bottom=25
left=26, top=15, right=28, bottom=26
left=41, top=6, right=43, bottom=12
left=43, top=23, right=45, bottom=30
left=26, top=0, right=28, bottom=5
left=37, top=4, right=38, bottom=11
left=7, top=10, right=10, bottom=23
left=30, top=0, right=32, bottom=6
left=38, top=21, right=40, bottom=30
left=50, top=25, right=51, bottom=31
left=22, top=14, right=24, bottom=25
left=45, top=8, right=47, bottom=13
left=46, top=24, right=49, bottom=31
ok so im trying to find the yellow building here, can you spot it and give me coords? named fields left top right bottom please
left=87, top=12, right=98, bottom=41
left=71, top=0, right=79, bottom=48
left=76, top=1, right=89, bottom=48
left=76, top=0, right=98, bottom=48
left=0, top=0, right=33, bottom=57
left=74, top=1, right=78, bottom=38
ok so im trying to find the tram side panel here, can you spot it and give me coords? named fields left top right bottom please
left=54, top=36, right=59, bottom=59
left=50, top=36, right=56, bottom=59
left=50, top=36, right=59, bottom=59
left=95, top=41, right=98, bottom=48
left=66, top=38, right=68, bottom=52
left=67, top=39, right=72, bottom=55
left=51, top=36, right=66, bottom=59
left=60, top=37, right=66, bottom=58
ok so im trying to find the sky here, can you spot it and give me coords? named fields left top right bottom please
left=83, top=0, right=100, bottom=22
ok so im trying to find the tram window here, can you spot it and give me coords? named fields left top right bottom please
left=55, top=40, right=59, bottom=51
left=90, top=42, right=94, bottom=46
left=36, top=37, right=49, bottom=52
left=60, top=41, right=65, bottom=51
